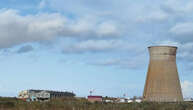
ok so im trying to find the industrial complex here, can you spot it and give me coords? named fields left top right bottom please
left=17, top=46, right=192, bottom=103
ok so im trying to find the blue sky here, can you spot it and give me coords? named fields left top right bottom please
left=0, top=0, right=193, bottom=98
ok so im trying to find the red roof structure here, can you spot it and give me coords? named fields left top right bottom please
left=88, top=96, right=102, bottom=98
left=87, top=96, right=102, bottom=102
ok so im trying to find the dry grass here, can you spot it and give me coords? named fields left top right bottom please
left=0, top=97, right=192, bottom=110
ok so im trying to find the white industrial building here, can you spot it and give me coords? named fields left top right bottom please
left=18, top=89, right=75, bottom=101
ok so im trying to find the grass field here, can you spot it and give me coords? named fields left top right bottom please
left=0, top=97, right=192, bottom=110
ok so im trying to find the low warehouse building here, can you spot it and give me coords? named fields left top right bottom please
left=18, top=89, right=75, bottom=101
left=87, top=96, right=102, bottom=103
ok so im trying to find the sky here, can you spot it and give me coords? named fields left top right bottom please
left=0, top=0, right=193, bottom=98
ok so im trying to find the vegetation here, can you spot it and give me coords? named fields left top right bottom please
left=0, top=97, right=192, bottom=110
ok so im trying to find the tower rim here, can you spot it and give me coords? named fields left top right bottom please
left=148, top=46, right=177, bottom=49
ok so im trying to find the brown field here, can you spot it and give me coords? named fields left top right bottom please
left=0, top=97, right=192, bottom=110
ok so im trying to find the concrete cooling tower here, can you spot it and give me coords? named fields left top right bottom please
left=143, top=46, right=183, bottom=102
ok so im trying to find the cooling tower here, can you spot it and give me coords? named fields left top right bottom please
left=143, top=46, right=183, bottom=102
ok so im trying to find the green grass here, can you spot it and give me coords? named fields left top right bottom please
left=0, top=97, right=192, bottom=110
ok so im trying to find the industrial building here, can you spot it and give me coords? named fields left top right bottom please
left=143, top=46, right=183, bottom=102
left=18, top=89, right=75, bottom=101
left=87, top=96, right=103, bottom=103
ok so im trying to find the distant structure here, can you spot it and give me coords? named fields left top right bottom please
left=184, top=98, right=193, bottom=102
left=143, top=46, right=183, bottom=102
left=87, top=96, right=102, bottom=103
left=18, top=89, right=75, bottom=101
left=89, top=89, right=95, bottom=96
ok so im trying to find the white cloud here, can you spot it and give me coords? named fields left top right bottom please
left=170, top=22, right=193, bottom=36
left=0, top=9, right=65, bottom=48
left=181, top=80, right=193, bottom=98
left=169, top=22, right=193, bottom=43
left=62, top=40, right=123, bottom=53
left=137, top=10, right=169, bottom=23
left=0, top=9, right=120, bottom=49
left=1, top=0, right=193, bottom=70
left=177, top=43, right=193, bottom=61
left=163, top=0, right=193, bottom=14
left=38, top=0, right=47, bottom=9
left=17, top=45, right=34, bottom=53
left=96, top=22, right=120, bottom=37
left=61, top=39, right=145, bottom=54
left=89, top=56, right=146, bottom=69
left=65, top=16, right=120, bottom=38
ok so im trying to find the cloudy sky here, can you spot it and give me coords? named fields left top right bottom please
left=0, top=0, right=193, bottom=98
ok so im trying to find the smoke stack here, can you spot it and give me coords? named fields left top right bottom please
left=143, top=46, right=183, bottom=102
